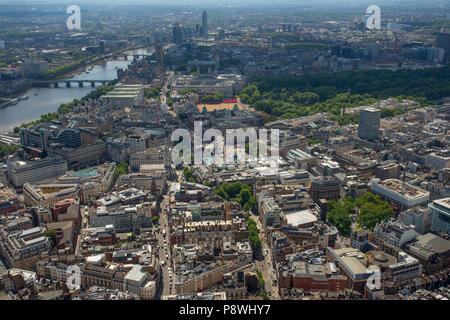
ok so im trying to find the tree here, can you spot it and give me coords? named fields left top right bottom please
left=327, top=201, right=352, bottom=236
left=0, top=143, right=19, bottom=161
left=357, top=193, right=394, bottom=230
left=45, top=229, right=57, bottom=248
left=183, top=167, right=193, bottom=180
left=239, top=65, right=450, bottom=121
left=213, top=182, right=256, bottom=210
left=327, top=193, right=394, bottom=235
left=114, top=162, right=129, bottom=180
left=257, top=270, right=265, bottom=290
left=144, top=86, right=161, bottom=99
left=199, top=92, right=224, bottom=103
left=258, top=291, right=271, bottom=300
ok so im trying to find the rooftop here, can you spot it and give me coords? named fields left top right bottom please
left=285, top=210, right=318, bottom=227
left=374, top=179, right=428, bottom=199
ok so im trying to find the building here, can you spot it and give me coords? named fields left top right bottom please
left=388, top=251, right=422, bottom=282
left=398, top=206, right=431, bottom=234
left=175, top=260, right=249, bottom=294
left=48, top=140, right=107, bottom=170
left=376, top=162, right=400, bottom=180
left=350, top=230, right=370, bottom=252
left=201, top=10, right=208, bottom=37
left=317, top=159, right=341, bottom=177
left=7, top=157, right=68, bottom=187
left=284, top=210, right=318, bottom=229
left=278, top=261, right=347, bottom=292
left=36, top=257, right=75, bottom=284
left=373, top=219, right=416, bottom=248
left=20, top=122, right=81, bottom=150
left=426, top=150, right=450, bottom=171
left=327, top=135, right=353, bottom=154
left=259, top=197, right=282, bottom=227
left=436, top=32, right=450, bottom=61
left=171, top=74, right=245, bottom=99
left=286, top=149, right=315, bottom=170
left=271, top=231, right=293, bottom=262
left=370, top=178, right=430, bottom=212
left=124, top=265, right=147, bottom=297
left=22, top=59, right=48, bottom=77
left=90, top=205, right=152, bottom=234
left=23, top=183, right=79, bottom=208
left=404, top=233, right=450, bottom=274
left=309, top=176, right=341, bottom=202
left=107, top=135, right=146, bottom=164
left=129, top=147, right=169, bottom=171
left=46, top=221, right=75, bottom=251
left=101, top=84, right=145, bottom=107
left=141, top=280, right=157, bottom=300
left=280, top=133, right=307, bottom=156
left=172, top=23, right=182, bottom=44
left=428, top=197, right=450, bottom=234
left=81, top=263, right=116, bottom=290
left=128, top=135, right=146, bottom=154
left=107, top=138, right=130, bottom=163
left=326, top=247, right=373, bottom=294
left=163, top=292, right=226, bottom=300
left=358, top=107, right=380, bottom=141
left=0, top=227, right=50, bottom=269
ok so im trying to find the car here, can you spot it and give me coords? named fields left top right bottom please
left=161, top=261, right=165, bottom=267
left=165, top=254, right=169, bottom=260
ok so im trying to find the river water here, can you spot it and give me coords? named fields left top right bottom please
left=0, top=47, right=154, bottom=133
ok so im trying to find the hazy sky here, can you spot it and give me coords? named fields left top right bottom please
left=6, top=0, right=450, bottom=5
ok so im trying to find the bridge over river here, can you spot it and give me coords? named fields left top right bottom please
left=33, top=79, right=112, bottom=88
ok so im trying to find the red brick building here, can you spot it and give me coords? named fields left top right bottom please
left=278, top=261, right=347, bottom=292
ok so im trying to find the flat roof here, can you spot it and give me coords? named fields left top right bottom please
left=125, top=265, right=146, bottom=282
left=285, top=210, right=317, bottom=227
left=374, top=179, right=428, bottom=199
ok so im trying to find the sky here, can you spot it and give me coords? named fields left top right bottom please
left=6, top=0, right=450, bottom=5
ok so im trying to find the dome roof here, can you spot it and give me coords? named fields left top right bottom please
left=374, top=252, right=388, bottom=263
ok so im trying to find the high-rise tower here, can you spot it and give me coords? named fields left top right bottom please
left=202, top=10, right=208, bottom=37
left=358, top=107, right=381, bottom=141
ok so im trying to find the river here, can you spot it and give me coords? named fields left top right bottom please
left=0, top=47, right=155, bottom=133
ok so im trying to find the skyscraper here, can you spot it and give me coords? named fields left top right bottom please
left=358, top=107, right=381, bottom=141
left=172, top=23, right=181, bottom=44
left=201, top=10, right=208, bottom=37
left=436, top=32, right=450, bottom=62
left=155, top=43, right=164, bottom=72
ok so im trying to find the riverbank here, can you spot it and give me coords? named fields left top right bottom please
left=0, top=46, right=156, bottom=133
left=54, top=57, right=116, bottom=80
left=12, top=80, right=118, bottom=133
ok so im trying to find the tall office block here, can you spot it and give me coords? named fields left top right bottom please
left=201, top=11, right=208, bottom=37
left=358, top=107, right=380, bottom=141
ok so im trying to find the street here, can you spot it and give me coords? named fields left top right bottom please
left=155, top=195, right=174, bottom=298
left=250, top=215, right=280, bottom=300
